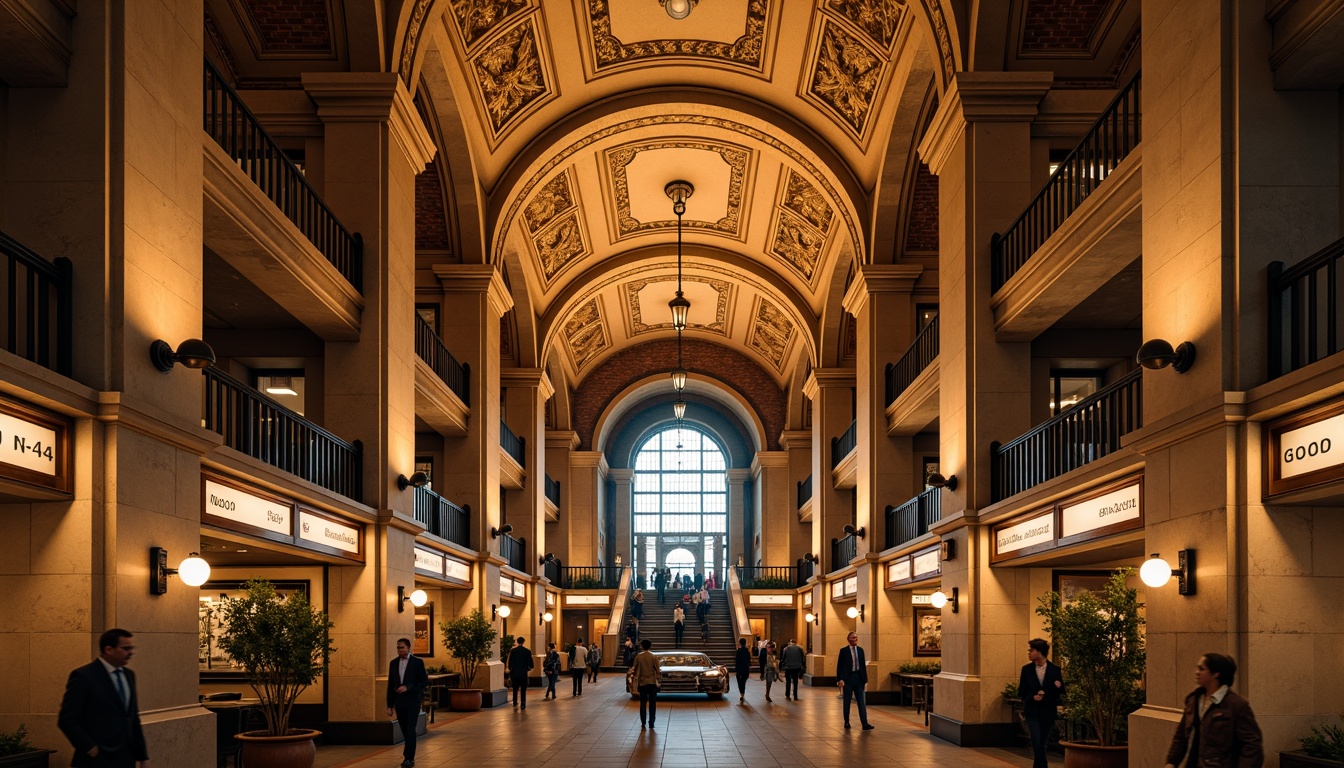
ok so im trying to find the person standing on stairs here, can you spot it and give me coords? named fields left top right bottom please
left=673, top=604, right=685, bottom=648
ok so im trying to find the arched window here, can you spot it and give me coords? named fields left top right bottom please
left=632, top=424, right=728, bottom=585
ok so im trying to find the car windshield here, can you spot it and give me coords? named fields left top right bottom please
left=658, top=654, right=711, bottom=667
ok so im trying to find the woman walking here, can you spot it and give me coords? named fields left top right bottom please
left=630, top=589, right=645, bottom=621
left=542, top=642, right=560, bottom=700
left=762, top=642, right=781, bottom=702
left=673, top=604, right=685, bottom=648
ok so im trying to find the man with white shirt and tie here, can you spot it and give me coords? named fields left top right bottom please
left=386, top=637, right=430, bottom=768
left=58, top=628, right=149, bottom=767
left=835, top=632, right=874, bottom=730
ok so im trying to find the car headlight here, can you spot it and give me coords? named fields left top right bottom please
left=701, top=669, right=722, bottom=676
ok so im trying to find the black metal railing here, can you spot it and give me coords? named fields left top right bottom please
left=830, top=534, right=858, bottom=573
left=735, top=566, right=800, bottom=589
left=500, top=419, right=526, bottom=467
left=796, top=557, right=815, bottom=585
left=415, top=314, right=470, bottom=405
left=544, top=473, right=560, bottom=507
left=0, top=230, right=72, bottom=376
left=499, top=531, right=527, bottom=573
left=1269, top=236, right=1344, bottom=379
left=542, top=556, right=562, bottom=584
left=560, top=566, right=623, bottom=589
left=203, top=367, right=363, bottom=500
left=884, top=488, right=943, bottom=550
left=797, top=474, right=813, bottom=509
left=203, top=58, right=362, bottom=291
left=992, top=71, right=1142, bottom=292
left=886, top=315, right=939, bottom=405
left=990, top=368, right=1142, bottom=502
left=412, top=486, right=470, bottom=549
left=831, top=420, right=857, bottom=470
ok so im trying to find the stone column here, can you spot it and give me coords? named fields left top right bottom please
left=752, top=451, right=793, bottom=567
left=544, top=431, right=579, bottom=571
left=917, top=71, right=1051, bottom=744
left=726, top=468, right=750, bottom=577
left=610, top=468, right=634, bottom=568
left=842, top=265, right=923, bottom=548
left=569, top=452, right=609, bottom=567
left=803, top=369, right=856, bottom=570
left=501, top=369, right=553, bottom=572
left=780, top=429, right=815, bottom=564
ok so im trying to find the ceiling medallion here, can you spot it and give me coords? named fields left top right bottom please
left=659, top=0, right=698, bottom=21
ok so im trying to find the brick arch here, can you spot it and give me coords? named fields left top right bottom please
left=572, top=339, right=786, bottom=451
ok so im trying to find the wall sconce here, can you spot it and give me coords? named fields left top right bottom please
left=1140, top=550, right=1196, bottom=595
left=842, top=524, right=866, bottom=539
left=539, top=553, right=555, bottom=565
left=397, top=471, right=430, bottom=491
left=149, top=338, right=216, bottom=373
left=940, top=540, right=956, bottom=561
left=150, top=547, right=211, bottom=595
left=540, top=611, right=553, bottom=625
left=492, top=603, right=512, bottom=621
left=491, top=524, right=514, bottom=539
left=927, top=472, right=958, bottom=491
left=659, top=0, right=697, bottom=20
left=804, top=612, right=816, bottom=624
left=398, top=586, right=428, bottom=613
left=930, top=587, right=959, bottom=613
left=802, top=553, right=818, bottom=564
left=1137, top=339, right=1196, bottom=373
left=846, top=605, right=865, bottom=623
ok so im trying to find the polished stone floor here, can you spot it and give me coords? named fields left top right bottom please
left=314, top=676, right=1057, bottom=768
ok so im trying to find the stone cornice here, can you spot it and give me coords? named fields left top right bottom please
left=841, top=265, right=924, bottom=316
left=378, top=508, right=426, bottom=536
left=570, top=450, right=607, bottom=473
left=432, top=264, right=514, bottom=316
left=726, top=468, right=752, bottom=484
left=917, top=71, right=1054, bottom=176
left=546, top=430, right=581, bottom=450
left=97, top=391, right=223, bottom=455
left=750, top=451, right=790, bottom=476
left=501, top=368, right=555, bottom=401
left=803, top=368, right=855, bottom=399
left=1122, top=391, right=1248, bottom=456
left=779, top=429, right=812, bottom=449
left=301, top=72, right=436, bottom=171
left=609, top=467, right=635, bottom=483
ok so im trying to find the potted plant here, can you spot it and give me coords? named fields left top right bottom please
left=1282, top=717, right=1344, bottom=767
left=1036, top=568, right=1144, bottom=768
left=0, top=724, right=53, bottom=767
left=440, top=608, right=497, bottom=711
left=216, top=579, right=336, bottom=768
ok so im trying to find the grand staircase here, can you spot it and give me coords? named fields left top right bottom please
left=619, top=589, right=739, bottom=668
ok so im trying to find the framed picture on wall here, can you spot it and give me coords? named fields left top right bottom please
left=413, top=603, right=434, bottom=656
left=1053, top=570, right=1113, bottom=609
left=198, top=580, right=310, bottom=676
left=913, top=606, right=942, bottom=656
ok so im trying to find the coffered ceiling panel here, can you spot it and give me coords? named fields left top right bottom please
left=606, top=141, right=751, bottom=242
left=583, top=0, right=774, bottom=76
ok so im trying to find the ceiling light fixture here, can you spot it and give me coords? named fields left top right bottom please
left=659, top=0, right=698, bottom=21
left=666, top=180, right=695, bottom=421
left=265, top=375, right=299, bottom=396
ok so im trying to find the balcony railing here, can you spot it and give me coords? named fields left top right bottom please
left=796, top=557, right=815, bottom=585
left=203, top=58, right=362, bottom=291
left=0, top=230, right=72, bottom=376
left=797, top=474, right=813, bottom=509
left=886, top=314, right=939, bottom=405
left=542, top=556, right=562, bottom=585
left=203, top=367, right=363, bottom=500
left=1269, top=236, right=1344, bottom=379
left=831, top=420, right=857, bottom=470
left=560, top=566, right=622, bottom=589
left=412, top=486, right=470, bottom=549
left=415, top=314, right=470, bottom=405
left=830, top=533, right=858, bottom=573
left=735, top=566, right=800, bottom=589
left=992, top=71, right=1142, bottom=292
left=884, top=488, right=943, bottom=550
left=990, top=368, right=1142, bottom=502
left=499, top=531, right=527, bottom=573
left=544, top=473, right=560, bottom=507
left=500, top=419, right=526, bottom=467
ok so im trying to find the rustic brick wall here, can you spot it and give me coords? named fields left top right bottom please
left=571, top=338, right=787, bottom=451
left=1021, top=0, right=1110, bottom=51
left=905, top=162, right=939, bottom=253
left=243, top=0, right=333, bottom=52
left=416, top=160, right=452, bottom=251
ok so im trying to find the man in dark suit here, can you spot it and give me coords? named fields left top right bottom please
left=58, top=628, right=149, bottom=767
left=507, top=636, right=534, bottom=709
left=386, top=637, right=430, bottom=768
left=835, top=631, right=874, bottom=730
left=1019, top=638, right=1065, bottom=768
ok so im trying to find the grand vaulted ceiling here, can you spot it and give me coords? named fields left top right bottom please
left=205, top=0, right=1140, bottom=392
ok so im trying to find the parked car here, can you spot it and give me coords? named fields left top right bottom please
left=626, top=650, right=730, bottom=700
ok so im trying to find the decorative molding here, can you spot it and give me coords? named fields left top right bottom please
left=804, top=17, right=887, bottom=140
left=448, top=0, right=531, bottom=50
left=585, top=0, right=772, bottom=74
left=920, top=0, right=957, bottom=87
left=564, top=298, right=609, bottom=370
left=781, top=169, right=834, bottom=233
left=624, top=277, right=730, bottom=336
left=398, top=0, right=435, bottom=85
left=769, top=209, right=827, bottom=283
left=533, top=209, right=590, bottom=282
left=827, top=0, right=905, bottom=51
left=606, top=140, right=750, bottom=240
left=524, top=170, right=577, bottom=233
left=746, top=297, right=795, bottom=372
left=468, top=14, right=554, bottom=140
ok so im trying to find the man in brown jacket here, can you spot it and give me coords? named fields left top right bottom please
left=1164, top=653, right=1263, bottom=768
left=629, top=639, right=661, bottom=729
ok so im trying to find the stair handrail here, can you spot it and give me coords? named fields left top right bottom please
left=599, top=566, right=632, bottom=670
left=725, top=568, right=753, bottom=647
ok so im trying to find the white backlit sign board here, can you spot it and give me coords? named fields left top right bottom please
left=1060, top=482, right=1141, bottom=539
left=204, top=478, right=290, bottom=535
left=0, top=410, right=57, bottom=475
left=298, top=511, right=359, bottom=554
left=995, top=513, right=1054, bottom=556
left=415, top=548, right=444, bottom=575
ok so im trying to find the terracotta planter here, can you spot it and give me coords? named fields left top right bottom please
left=235, top=728, right=320, bottom=768
left=0, top=750, right=54, bottom=768
left=1061, top=741, right=1128, bottom=768
left=1280, top=751, right=1344, bottom=768
left=449, top=688, right=483, bottom=711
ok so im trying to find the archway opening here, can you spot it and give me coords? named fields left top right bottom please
left=632, top=423, right=728, bottom=589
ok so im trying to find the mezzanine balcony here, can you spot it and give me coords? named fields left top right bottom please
left=1269, top=235, right=1344, bottom=379
left=886, top=314, right=940, bottom=435
left=413, top=314, right=470, bottom=436
left=0, top=230, right=71, bottom=377
left=412, top=486, right=470, bottom=549
left=884, top=487, right=942, bottom=550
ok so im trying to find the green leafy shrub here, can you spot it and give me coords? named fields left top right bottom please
left=743, top=577, right=795, bottom=589
left=898, top=661, right=941, bottom=674
left=441, top=608, right=497, bottom=687
left=1002, top=682, right=1019, bottom=699
left=569, top=575, right=602, bottom=589
left=0, top=723, right=32, bottom=756
left=1300, top=719, right=1344, bottom=760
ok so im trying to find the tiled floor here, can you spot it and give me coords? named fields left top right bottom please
left=314, top=677, right=1058, bottom=768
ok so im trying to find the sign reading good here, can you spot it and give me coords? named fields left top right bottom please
left=0, top=397, right=71, bottom=496
left=1060, top=481, right=1142, bottom=539
left=1267, top=400, right=1344, bottom=497
left=205, top=478, right=291, bottom=536
left=415, top=548, right=444, bottom=575
left=299, top=511, right=360, bottom=554
left=996, top=513, right=1054, bottom=555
